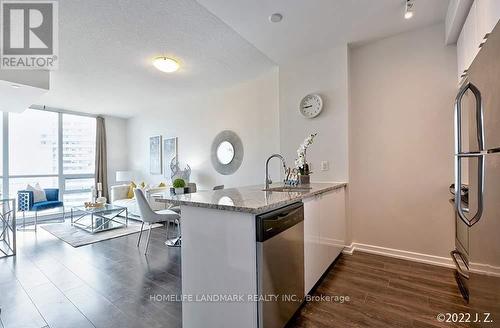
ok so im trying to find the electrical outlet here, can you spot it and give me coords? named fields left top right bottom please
left=321, top=161, right=329, bottom=171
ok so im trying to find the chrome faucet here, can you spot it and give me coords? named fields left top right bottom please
left=265, top=154, right=287, bottom=189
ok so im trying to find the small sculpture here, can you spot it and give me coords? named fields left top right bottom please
left=170, top=157, right=191, bottom=182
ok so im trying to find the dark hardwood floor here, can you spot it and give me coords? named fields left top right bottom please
left=1, top=222, right=484, bottom=328
left=289, top=252, right=485, bottom=328
left=0, top=223, right=182, bottom=328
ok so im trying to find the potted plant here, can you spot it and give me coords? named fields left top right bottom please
left=173, top=178, right=186, bottom=195
left=295, top=133, right=317, bottom=184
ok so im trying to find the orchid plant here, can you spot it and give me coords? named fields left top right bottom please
left=295, top=133, right=317, bottom=173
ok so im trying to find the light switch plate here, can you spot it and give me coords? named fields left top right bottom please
left=321, top=161, right=329, bottom=171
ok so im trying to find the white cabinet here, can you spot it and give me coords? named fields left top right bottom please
left=457, top=27, right=467, bottom=81
left=457, top=0, right=500, bottom=81
left=303, top=187, right=346, bottom=294
left=476, top=0, right=500, bottom=40
left=457, top=1, right=479, bottom=80
left=319, top=188, right=346, bottom=268
left=303, top=196, right=321, bottom=295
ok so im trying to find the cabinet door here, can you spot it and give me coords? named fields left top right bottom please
left=319, top=188, right=346, bottom=272
left=457, top=27, right=468, bottom=81
left=303, top=196, right=321, bottom=295
left=476, top=0, right=500, bottom=42
left=457, top=0, right=500, bottom=82
left=457, top=2, right=479, bottom=81
left=466, top=2, right=479, bottom=71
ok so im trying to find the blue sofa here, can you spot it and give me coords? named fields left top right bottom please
left=17, top=188, right=65, bottom=230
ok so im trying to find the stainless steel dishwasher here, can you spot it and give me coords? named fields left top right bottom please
left=256, top=202, right=304, bottom=328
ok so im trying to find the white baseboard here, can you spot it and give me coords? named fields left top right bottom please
left=342, top=242, right=454, bottom=268
left=470, top=262, right=500, bottom=277
left=342, top=243, right=355, bottom=255
left=342, top=242, right=500, bottom=277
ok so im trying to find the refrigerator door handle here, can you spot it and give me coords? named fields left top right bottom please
left=454, top=82, right=485, bottom=154
left=455, top=155, right=484, bottom=227
left=451, top=250, right=470, bottom=279
left=454, top=82, right=485, bottom=227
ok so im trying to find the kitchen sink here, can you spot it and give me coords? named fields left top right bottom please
left=262, top=187, right=312, bottom=192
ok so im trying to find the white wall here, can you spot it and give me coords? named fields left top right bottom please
left=279, top=46, right=349, bottom=182
left=126, top=69, right=280, bottom=190
left=349, top=23, right=458, bottom=258
left=105, top=115, right=129, bottom=190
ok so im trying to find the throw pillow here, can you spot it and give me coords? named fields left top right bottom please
left=134, top=184, right=150, bottom=199
left=26, top=183, right=47, bottom=203
left=158, top=182, right=166, bottom=187
left=127, top=182, right=136, bottom=199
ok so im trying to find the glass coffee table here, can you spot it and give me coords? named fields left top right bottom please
left=71, top=204, right=128, bottom=233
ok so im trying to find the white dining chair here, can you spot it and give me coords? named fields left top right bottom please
left=134, top=188, right=180, bottom=254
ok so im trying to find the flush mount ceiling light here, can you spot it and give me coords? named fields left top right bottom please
left=269, top=13, right=283, bottom=23
left=404, top=0, right=414, bottom=19
left=152, top=56, right=180, bottom=73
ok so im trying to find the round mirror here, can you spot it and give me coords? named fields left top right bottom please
left=211, top=130, right=244, bottom=175
left=216, top=141, right=234, bottom=165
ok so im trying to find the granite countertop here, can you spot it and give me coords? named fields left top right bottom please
left=154, top=182, right=347, bottom=214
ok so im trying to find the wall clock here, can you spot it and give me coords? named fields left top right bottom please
left=299, top=94, right=323, bottom=118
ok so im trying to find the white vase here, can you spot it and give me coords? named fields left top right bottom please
left=175, top=188, right=184, bottom=195
left=96, top=197, right=107, bottom=204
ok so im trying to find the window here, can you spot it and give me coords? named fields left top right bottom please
left=0, top=113, right=3, bottom=197
left=63, top=177, right=95, bottom=207
left=8, top=109, right=59, bottom=216
left=63, top=114, right=96, bottom=174
left=9, top=176, right=58, bottom=202
left=9, top=109, right=58, bottom=175
left=4, top=109, right=97, bottom=218
left=62, top=114, right=96, bottom=207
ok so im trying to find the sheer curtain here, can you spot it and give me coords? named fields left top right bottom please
left=95, top=116, right=108, bottom=199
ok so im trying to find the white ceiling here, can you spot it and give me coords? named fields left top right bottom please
left=37, top=0, right=275, bottom=118
left=35, top=0, right=450, bottom=118
left=196, top=0, right=450, bottom=64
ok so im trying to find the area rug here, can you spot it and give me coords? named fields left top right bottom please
left=41, top=218, right=163, bottom=248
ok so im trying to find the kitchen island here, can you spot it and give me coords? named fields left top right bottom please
left=156, top=182, right=347, bottom=328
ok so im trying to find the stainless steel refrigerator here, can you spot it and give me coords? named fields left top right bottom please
left=453, top=21, right=500, bottom=323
